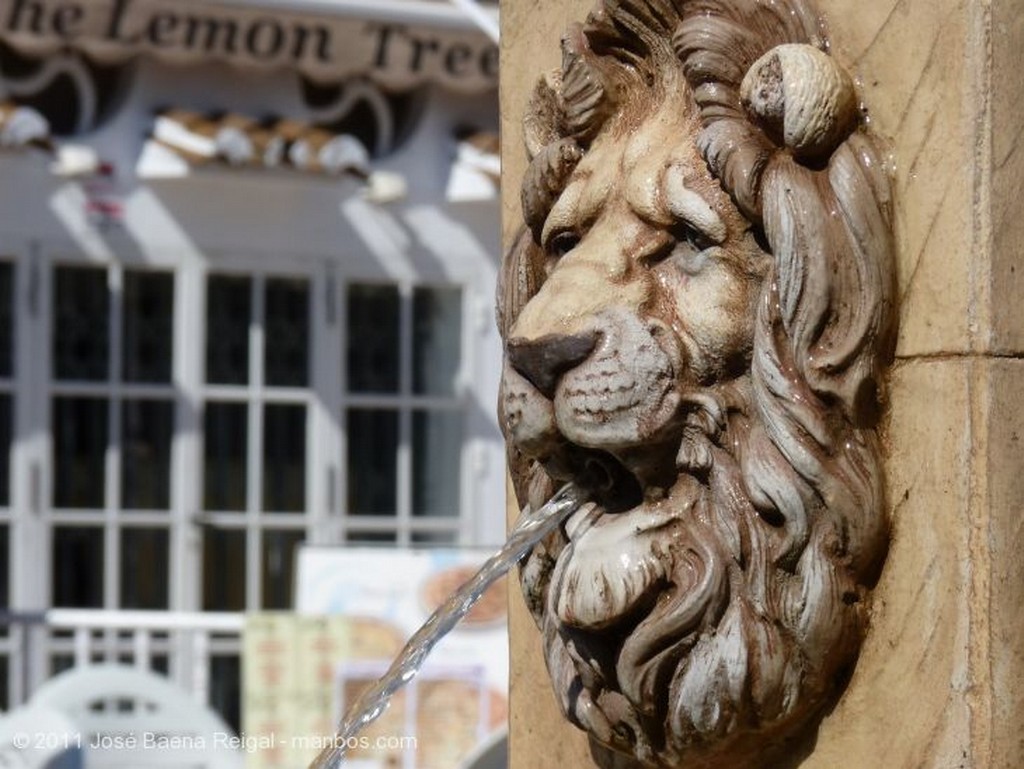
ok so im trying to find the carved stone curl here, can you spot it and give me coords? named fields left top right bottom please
left=497, top=1, right=897, bottom=767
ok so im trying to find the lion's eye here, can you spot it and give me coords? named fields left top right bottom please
left=641, top=237, right=676, bottom=267
left=643, top=225, right=717, bottom=273
left=656, top=225, right=718, bottom=275
left=548, top=231, right=580, bottom=258
left=680, top=224, right=715, bottom=252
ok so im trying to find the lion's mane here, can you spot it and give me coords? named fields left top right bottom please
left=498, top=1, right=897, bottom=766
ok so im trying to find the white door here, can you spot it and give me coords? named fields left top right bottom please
left=6, top=250, right=479, bottom=726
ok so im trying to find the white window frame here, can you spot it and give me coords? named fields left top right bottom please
left=197, top=265, right=321, bottom=612
left=1, top=242, right=487, bottom=706
left=44, top=260, right=180, bottom=611
left=338, top=279, right=470, bottom=546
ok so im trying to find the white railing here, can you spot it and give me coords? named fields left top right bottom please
left=0, top=609, right=245, bottom=713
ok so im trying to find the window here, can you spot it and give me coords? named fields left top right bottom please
left=49, top=265, right=175, bottom=609
left=39, top=268, right=474, bottom=597
left=11, top=258, right=484, bottom=727
left=201, top=274, right=310, bottom=611
left=344, top=284, right=464, bottom=544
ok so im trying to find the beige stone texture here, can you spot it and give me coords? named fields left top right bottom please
left=989, top=7, right=1024, bottom=354
left=501, top=0, right=1024, bottom=767
left=802, top=359, right=976, bottom=766
left=987, top=359, right=1024, bottom=767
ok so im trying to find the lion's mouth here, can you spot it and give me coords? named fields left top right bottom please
left=574, top=450, right=644, bottom=513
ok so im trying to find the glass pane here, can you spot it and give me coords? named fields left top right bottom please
left=0, top=656, right=8, bottom=711
left=210, top=655, right=241, bottom=733
left=411, top=530, right=457, bottom=545
left=0, top=262, right=13, bottom=378
left=53, top=527, right=104, bottom=608
left=413, top=287, right=462, bottom=396
left=54, top=266, right=109, bottom=381
left=412, top=410, right=462, bottom=517
left=122, top=399, right=173, bottom=510
left=0, top=396, right=10, bottom=506
left=347, top=284, right=399, bottom=393
left=123, top=271, right=174, bottom=383
left=206, top=275, right=251, bottom=385
left=263, top=404, right=306, bottom=513
left=120, top=528, right=169, bottom=609
left=347, top=409, right=397, bottom=515
left=53, top=397, right=108, bottom=509
left=265, top=278, right=309, bottom=387
left=203, top=528, right=246, bottom=611
left=347, top=531, right=397, bottom=544
left=203, top=402, right=247, bottom=512
left=0, top=526, right=8, bottom=608
left=261, top=529, right=304, bottom=610
left=51, top=655, right=74, bottom=677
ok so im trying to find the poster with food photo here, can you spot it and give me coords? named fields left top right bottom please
left=293, top=548, right=509, bottom=769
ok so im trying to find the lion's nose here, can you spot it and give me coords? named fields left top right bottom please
left=506, top=331, right=599, bottom=399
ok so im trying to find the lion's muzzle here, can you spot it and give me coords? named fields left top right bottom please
left=501, top=308, right=683, bottom=461
left=506, top=331, right=599, bottom=399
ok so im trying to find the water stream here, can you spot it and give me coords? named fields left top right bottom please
left=309, top=483, right=585, bottom=769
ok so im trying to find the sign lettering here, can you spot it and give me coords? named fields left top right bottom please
left=0, top=0, right=498, bottom=92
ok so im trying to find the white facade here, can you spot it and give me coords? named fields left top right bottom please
left=0, top=0, right=504, bottom=726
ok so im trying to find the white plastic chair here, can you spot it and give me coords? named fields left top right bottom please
left=28, top=665, right=243, bottom=769
left=0, top=705, right=82, bottom=769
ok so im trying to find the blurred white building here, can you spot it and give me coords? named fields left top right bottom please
left=0, top=0, right=504, bottom=730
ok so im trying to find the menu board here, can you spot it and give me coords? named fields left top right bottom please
left=243, top=548, right=508, bottom=769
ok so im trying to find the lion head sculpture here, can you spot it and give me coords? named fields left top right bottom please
left=497, top=0, right=897, bottom=766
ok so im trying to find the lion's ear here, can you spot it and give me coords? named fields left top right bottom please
left=740, top=44, right=859, bottom=164
left=523, top=70, right=566, bottom=160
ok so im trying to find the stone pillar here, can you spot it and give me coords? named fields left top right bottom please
left=500, top=1, right=1024, bottom=766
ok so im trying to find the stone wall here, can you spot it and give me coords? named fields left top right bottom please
left=500, top=1, right=1024, bottom=766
